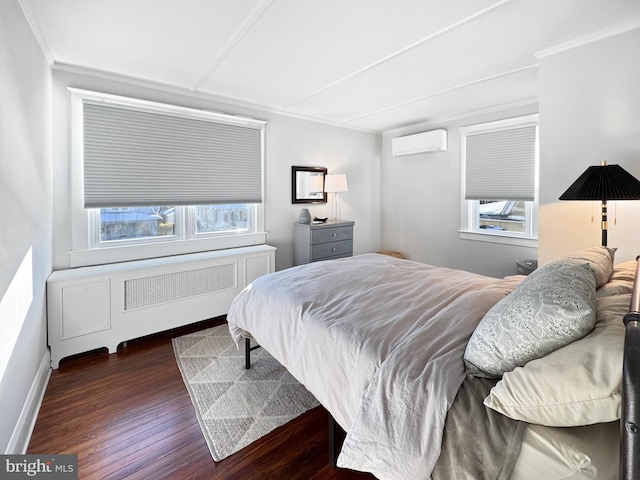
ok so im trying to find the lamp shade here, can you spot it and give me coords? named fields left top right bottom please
left=559, top=164, right=640, bottom=201
left=324, top=174, right=348, bottom=193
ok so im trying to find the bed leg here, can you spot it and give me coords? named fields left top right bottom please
left=245, top=337, right=262, bottom=369
left=328, top=412, right=338, bottom=468
left=245, top=338, right=251, bottom=369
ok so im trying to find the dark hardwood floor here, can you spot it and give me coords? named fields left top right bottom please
left=27, top=317, right=375, bottom=480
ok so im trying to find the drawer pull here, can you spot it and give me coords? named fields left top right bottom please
left=332, top=233, right=337, bottom=237
left=332, top=247, right=337, bottom=252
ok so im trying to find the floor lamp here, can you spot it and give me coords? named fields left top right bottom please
left=324, top=174, right=348, bottom=220
left=559, top=161, right=640, bottom=246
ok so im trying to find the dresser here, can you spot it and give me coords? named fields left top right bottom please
left=293, top=219, right=354, bottom=266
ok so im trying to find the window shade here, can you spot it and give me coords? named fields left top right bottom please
left=83, top=102, right=264, bottom=208
left=464, top=125, right=536, bottom=201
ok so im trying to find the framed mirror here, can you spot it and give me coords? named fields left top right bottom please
left=292, top=166, right=327, bottom=204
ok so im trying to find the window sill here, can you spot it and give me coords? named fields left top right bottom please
left=70, top=232, right=267, bottom=268
left=458, top=230, right=538, bottom=248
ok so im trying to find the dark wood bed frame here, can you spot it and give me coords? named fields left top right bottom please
left=245, top=257, right=640, bottom=479
left=621, top=257, right=640, bottom=480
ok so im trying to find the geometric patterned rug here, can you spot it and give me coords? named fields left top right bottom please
left=172, top=323, right=320, bottom=461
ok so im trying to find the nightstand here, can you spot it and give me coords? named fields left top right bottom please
left=293, top=219, right=354, bottom=266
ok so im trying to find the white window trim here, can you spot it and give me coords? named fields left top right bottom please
left=68, top=89, right=267, bottom=268
left=459, top=114, right=539, bottom=247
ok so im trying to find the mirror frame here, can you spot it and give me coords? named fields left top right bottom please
left=291, top=166, right=327, bottom=204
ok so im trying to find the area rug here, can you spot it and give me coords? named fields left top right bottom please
left=172, top=324, right=319, bottom=461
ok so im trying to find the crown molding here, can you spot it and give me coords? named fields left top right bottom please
left=18, top=0, right=54, bottom=66
left=535, top=21, right=640, bottom=59
left=51, top=63, right=379, bottom=134
left=383, top=98, right=538, bottom=136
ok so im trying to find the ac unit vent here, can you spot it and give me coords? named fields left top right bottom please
left=392, top=129, right=447, bottom=156
left=124, top=263, right=236, bottom=310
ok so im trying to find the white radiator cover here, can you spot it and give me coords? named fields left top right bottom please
left=47, top=245, right=276, bottom=368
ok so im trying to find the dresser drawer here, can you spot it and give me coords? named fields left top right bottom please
left=311, top=239, right=352, bottom=260
left=311, top=226, right=353, bottom=245
left=293, top=220, right=354, bottom=266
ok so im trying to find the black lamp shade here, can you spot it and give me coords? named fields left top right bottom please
left=559, top=164, right=640, bottom=201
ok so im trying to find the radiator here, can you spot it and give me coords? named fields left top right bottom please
left=47, top=245, right=276, bottom=368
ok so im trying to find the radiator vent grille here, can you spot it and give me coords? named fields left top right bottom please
left=124, top=263, right=236, bottom=310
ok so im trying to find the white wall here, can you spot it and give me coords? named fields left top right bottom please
left=0, top=0, right=52, bottom=453
left=260, top=114, right=381, bottom=270
left=538, top=28, right=640, bottom=265
left=381, top=104, right=539, bottom=279
left=380, top=26, right=640, bottom=277
left=50, top=70, right=381, bottom=272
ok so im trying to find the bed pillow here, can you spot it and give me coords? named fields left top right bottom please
left=464, top=260, right=596, bottom=378
left=597, top=259, right=636, bottom=298
left=559, top=246, right=616, bottom=288
left=510, top=421, right=620, bottom=479
left=484, top=292, right=628, bottom=426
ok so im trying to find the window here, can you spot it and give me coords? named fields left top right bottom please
left=460, top=114, right=538, bottom=246
left=98, top=207, right=176, bottom=243
left=69, top=89, right=267, bottom=267
left=90, top=204, right=253, bottom=249
left=194, top=205, right=251, bottom=235
left=478, top=200, right=526, bottom=233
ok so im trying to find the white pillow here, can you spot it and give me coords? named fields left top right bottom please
left=484, top=293, right=628, bottom=426
left=559, top=246, right=616, bottom=288
left=597, top=259, right=636, bottom=298
left=464, top=261, right=596, bottom=378
left=510, top=422, right=620, bottom=480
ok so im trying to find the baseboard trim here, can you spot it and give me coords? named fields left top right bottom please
left=5, top=349, right=51, bottom=454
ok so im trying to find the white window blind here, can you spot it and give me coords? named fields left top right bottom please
left=83, top=101, right=264, bottom=208
left=464, top=125, right=536, bottom=201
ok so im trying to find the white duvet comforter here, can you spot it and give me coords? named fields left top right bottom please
left=227, top=253, right=522, bottom=480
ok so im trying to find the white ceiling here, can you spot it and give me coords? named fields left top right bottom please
left=22, top=0, right=640, bottom=133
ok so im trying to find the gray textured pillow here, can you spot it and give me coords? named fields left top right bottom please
left=464, top=261, right=596, bottom=378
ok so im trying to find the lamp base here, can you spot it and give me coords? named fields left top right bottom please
left=329, top=192, right=341, bottom=220
left=601, top=200, right=608, bottom=247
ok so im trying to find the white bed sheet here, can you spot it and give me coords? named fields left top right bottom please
left=227, top=253, right=522, bottom=480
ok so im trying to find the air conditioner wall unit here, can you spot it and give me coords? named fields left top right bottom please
left=392, top=129, right=448, bottom=156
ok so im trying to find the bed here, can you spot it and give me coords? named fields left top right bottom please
left=227, top=247, right=636, bottom=480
